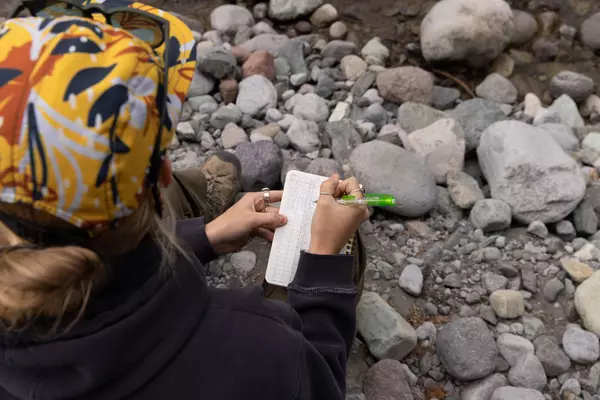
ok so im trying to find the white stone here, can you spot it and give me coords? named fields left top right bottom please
left=361, top=37, right=390, bottom=66
left=524, top=93, right=543, bottom=119
left=210, top=5, right=255, bottom=34
left=236, top=75, right=277, bottom=117
left=269, top=0, right=324, bottom=21
left=328, top=102, right=351, bottom=122
left=340, top=55, right=367, bottom=80
left=575, top=271, right=600, bottom=337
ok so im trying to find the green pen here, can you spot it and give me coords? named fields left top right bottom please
left=336, top=194, right=396, bottom=207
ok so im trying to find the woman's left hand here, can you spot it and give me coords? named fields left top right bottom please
left=205, top=191, right=287, bottom=255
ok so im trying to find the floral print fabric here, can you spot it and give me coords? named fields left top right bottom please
left=0, top=1, right=196, bottom=229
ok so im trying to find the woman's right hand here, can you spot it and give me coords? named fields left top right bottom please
left=308, top=174, right=370, bottom=255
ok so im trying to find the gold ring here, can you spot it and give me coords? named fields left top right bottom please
left=262, top=187, right=271, bottom=207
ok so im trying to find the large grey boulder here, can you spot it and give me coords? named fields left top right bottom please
left=449, top=99, right=506, bottom=151
left=210, top=5, right=255, bottom=34
left=269, top=0, right=323, bottom=21
left=349, top=141, right=437, bottom=217
left=477, top=120, right=586, bottom=223
left=420, top=0, right=514, bottom=67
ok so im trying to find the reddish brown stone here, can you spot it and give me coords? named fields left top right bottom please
left=231, top=46, right=251, bottom=64
left=242, top=50, right=276, bottom=81
left=219, top=79, right=239, bottom=104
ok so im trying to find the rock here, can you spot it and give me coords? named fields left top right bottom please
left=290, top=73, right=308, bottom=87
left=483, top=272, right=508, bottom=294
left=240, top=34, right=290, bottom=56
left=340, top=55, right=367, bottom=80
left=524, top=93, right=543, bottom=119
left=575, top=271, right=600, bottom=337
left=325, top=120, right=363, bottom=164
left=581, top=12, right=600, bottom=51
left=321, top=40, right=357, bottom=61
left=420, top=0, right=514, bottom=67
left=198, top=45, right=237, bottom=79
left=528, top=221, right=549, bottom=239
left=221, top=123, right=249, bottom=149
left=230, top=250, right=257, bottom=273
left=543, top=278, right=564, bottom=302
left=476, top=73, right=518, bottom=104
left=361, top=37, right=390, bottom=66
left=286, top=119, right=321, bottom=153
left=356, top=291, right=417, bottom=360
left=534, top=336, right=571, bottom=377
left=305, top=158, right=342, bottom=177
left=218, top=80, right=238, bottom=105
left=444, top=273, right=461, bottom=288
left=511, top=10, right=539, bottom=45
left=477, top=121, right=586, bottom=224
left=490, top=290, right=525, bottom=319
left=537, top=123, right=579, bottom=151
left=432, top=86, right=461, bottom=110
left=560, top=379, right=581, bottom=398
left=188, top=71, right=215, bottom=97
left=562, top=325, right=600, bottom=364
left=556, top=220, right=576, bottom=240
left=364, top=103, right=388, bottom=130
left=435, top=317, right=497, bottom=381
left=349, top=141, right=437, bottom=217
left=242, top=50, right=276, bottom=80
left=315, top=73, right=336, bottom=98
left=449, top=99, right=506, bottom=151
left=210, top=105, right=243, bottom=129
left=252, top=21, right=277, bottom=36
left=574, top=243, right=600, bottom=261
left=461, top=373, right=508, bottom=400
left=376, top=67, right=434, bottom=105
left=490, top=387, right=544, bottom=400
left=523, top=317, right=546, bottom=341
left=210, top=5, right=255, bottom=34
left=397, top=103, right=448, bottom=133
left=561, top=258, right=594, bottom=283
left=292, top=93, right=329, bottom=122
left=490, top=54, right=514, bottom=78
left=236, top=75, right=277, bottom=117
left=508, top=354, right=547, bottom=391
left=269, top=0, right=323, bottom=21
left=398, top=265, right=423, bottom=296
left=279, top=39, right=308, bottom=75
left=328, top=21, right=347, bottom=39
left=547, top=94, right=585, bottom=128
left=447, top=170, right=484, bottom=209
left=363, top=359, right=414, bottom=400
left=498, top=334, right=535, bottom=367
left=550, top=72, right=595, bottom=103
left=235, top=141, right=283, bottom=191
left=309, top=4, right=338, bottom=27
left=405, top=119, right=465, bottom=184
left=470, top=199, right=512, bottom=232
left=520, top=265, right=537, bottom=294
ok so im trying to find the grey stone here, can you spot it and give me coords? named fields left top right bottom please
left=543, top=278, right=564, bottom=302
left=508, top=354, right=547, bottom=391
left=360, top=37, right=390, bottom=66
left=449, top=99, right=506, bottom=150
left=398, top=265, right=423, bottom=296
left=274, top=57, right=292, bottom=79
left=357, top=291, right=417, bottom=360
left=324, top=120, right=363, bottom=164
left=403, top=119, right=464, bottom=182
left=376, top=67, right=434, bottom=105
left=477, top=121, right=586, bottom=224
left=240, top=34, right=290, bottom=57
left=462, top=373, right=508, bottom=400
left=420, top=0, right=514, bottom=67
left=321, top=40, right=357, bottom=61
left=221, top=123, right=248, bottom=149
left=556, top=220, right=576, bottom=240
left=236, top=75, right=277, bottom=117
left=523, top=317, right=546, bottom=341
left=210, top=5, right=255, bottom=34
left=537, top=123, right=579, bottom=152
left=483, top=272, right=508, bottom=294
left=435, top=317, right=497, bottom=381
left=235, top=141, right=283, bottom=191
left=198, top=45, right=237, bottom=79
left=309, top=4, right=338, bottom=27
left=397, top=102, right=448, bottom=133
left=189, top=95, right=218, bottom=114
left=497, top=261, right=519, bottom=278
left=363, top=359, right=414, bottom=400
left=364, top=103, right=388, bottom=130
left=315, top=73, right=336, bottom=98
left=444, top=273, right=461, bottom=288
left=562, top=325, right=600, bottom=365
left=286, top=119, right=321, bottom=153
left=560, top=378, right=581, bottom=398
left=511, top=10, right=539, bottom=45
left=230, top=250, right=257, bottom=273
left=550, top=71, right=595, bottom=103
left=305, top=158, right=342, bottom=177
left=290, top=73, right=308, bottom=87
left=210, top=105, right=243, bottom=129
left=188, top=71, right=215, bottom=97
left=432, top=86, right=461, bottom=110
left=490, top=387, right=544, bottom=400
left=527, top=221, right=549, bottom=239
left=470, top=199, right=512, bottom=232
left=351, top=71, right=377, bottom=97
left=435, top=186, right=464, bottom=220
left=416, top=322, right=437, bottom=342
left=292, top=93, right=329, bottom=122
left=581, top=12, right=600, bottom=51
left=547, top=94, right=585, bottom=128
left=498, top=333, right=535, bottom=366
left=520, top=264, right=537, bottom=294
left=447, top=170, right=484, bottom=209
left=268, top=0, right=323, bottom=21
left=534, top=335, right=571, bottom=377
left=476, top=73, right=518, bottom=104
left=279, top=39, right=308, bottom=75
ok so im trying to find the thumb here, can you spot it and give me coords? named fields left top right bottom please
left=319, top=174, right=340, bottom=200
left=251, top=211, right=288, bottom=230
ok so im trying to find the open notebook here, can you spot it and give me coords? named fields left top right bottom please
left=265, top=170, right=353, bottom=287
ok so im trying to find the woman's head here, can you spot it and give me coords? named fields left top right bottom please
left=0, top=1, right=197, bottom=330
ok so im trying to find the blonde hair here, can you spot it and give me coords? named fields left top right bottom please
left=0, top=197, right=184, bottom=332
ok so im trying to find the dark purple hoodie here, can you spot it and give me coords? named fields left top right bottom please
left=0, top=218, right=357, bottom=400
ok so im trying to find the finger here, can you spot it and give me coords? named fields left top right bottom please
left=256, top=227, right=274, bottom=242
left=318, top=174, right=340, bottom=203
left=253, top=190, right=284, bottom=211
left=251, top=211, right=288, bottom=231
left=263, top=206, right=280, bottom=214
left=337, top=177, right=364, bottom=198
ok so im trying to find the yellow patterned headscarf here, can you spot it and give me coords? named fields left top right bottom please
left=0, top=1, right=196, bottom=230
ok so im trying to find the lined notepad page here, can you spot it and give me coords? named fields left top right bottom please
left=265, top=171, right=329, bottom=287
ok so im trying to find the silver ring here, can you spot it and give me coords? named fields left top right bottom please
left=262, top=187, right=271, bottom=207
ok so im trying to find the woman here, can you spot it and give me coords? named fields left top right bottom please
left=0, top=1, right=369, bottom=399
